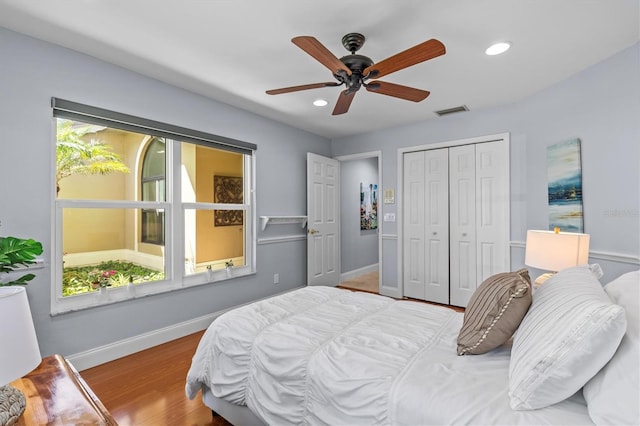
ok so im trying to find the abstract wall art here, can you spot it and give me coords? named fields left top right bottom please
left=547, top=138, right=584, bottom=232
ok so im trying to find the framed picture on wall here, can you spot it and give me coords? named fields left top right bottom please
left=360, top=182, right=378, bottom=230
left=547, top=138, right=584, bottom=232
left=214, top=175, right=243, bottom=226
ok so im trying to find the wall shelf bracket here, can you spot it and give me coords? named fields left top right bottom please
left=260, top=215, right=308, bottom=231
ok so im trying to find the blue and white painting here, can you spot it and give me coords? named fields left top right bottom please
left=547, top=138, right=584, bottom=232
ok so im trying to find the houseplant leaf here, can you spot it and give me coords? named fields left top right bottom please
left=0, top=236, right=43, bottom=286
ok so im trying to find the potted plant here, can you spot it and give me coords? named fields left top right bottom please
left=225, top=259, right=234, bottom=277
left=0, top=236, right=44, bottom=286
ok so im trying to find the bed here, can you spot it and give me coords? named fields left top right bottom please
left=186, top=266, right=639, bottom=425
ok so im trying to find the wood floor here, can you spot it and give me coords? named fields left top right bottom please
left=338, top=270, right=379, bottom=293
left=81, top=330, right=231, bottom=426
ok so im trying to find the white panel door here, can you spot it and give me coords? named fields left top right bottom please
left=423, top=149, right=450, bottom=304
left=475, top=140, right=510, bottom=283
left=307, top=153, right=340, bottom=286
left=449, top=144, right=477, bottom=307
left=403, top=151, right=426, bottom=299
left=403, top=149, right=449, bottom=303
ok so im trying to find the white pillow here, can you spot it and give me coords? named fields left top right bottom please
left=508, top=264, right=627, bottom=410
left=583, top=270, right=640, bottom=425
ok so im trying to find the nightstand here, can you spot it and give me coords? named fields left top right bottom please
left=10, top=354, right=116, bottom=425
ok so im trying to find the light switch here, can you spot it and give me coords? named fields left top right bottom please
left=384, top=213, right=396, bottom=222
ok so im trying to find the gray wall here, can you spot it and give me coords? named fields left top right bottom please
left=340, top=157, right=379, bottom=273
left=332, top=43, right=640, bottom=286
left=0, top=27, right=331, bottom=358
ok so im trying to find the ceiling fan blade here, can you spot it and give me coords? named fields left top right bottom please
left=292, top=36, right=352, bottom=77
left=364, top=39, right=445, bottom=79
left=365, top=81, right=430, bottom=102
left=266, top=82, right=341, bottom=95
left=332, top=90, right=356, bottom=115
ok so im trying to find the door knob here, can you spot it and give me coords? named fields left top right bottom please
left=308, top=229, right=319, bottom=235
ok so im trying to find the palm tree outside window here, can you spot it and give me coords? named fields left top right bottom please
left=141, top=138, right=166, bottom=245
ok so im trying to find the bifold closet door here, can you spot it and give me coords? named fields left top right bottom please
left=449, top=144, right=478, bottom=307
left=403, top=149, right=449, bottom=304
left=449, top=140, right=510, bottom=307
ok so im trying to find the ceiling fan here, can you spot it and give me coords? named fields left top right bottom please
left=266, top=33, right=446, bottom=115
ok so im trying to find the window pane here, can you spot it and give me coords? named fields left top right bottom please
left=61, top=208, right=165, bottom=297
left=184, top=209, right=245, bottom=275
left=181, top=144, right=244, bottom=203
left=141, top=209, right=165, bottom=244
left=141, top=138, right=166, bottom=180
left=56, top=118, right=155, bottom=201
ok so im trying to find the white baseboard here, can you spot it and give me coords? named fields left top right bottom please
left=68, top=311, right=219, bottom=371
left=340, top=263, right=379, bottom=282
left=68, top=286, right=305, bottom=371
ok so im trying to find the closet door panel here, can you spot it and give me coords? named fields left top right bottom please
left=423, top=149, right=449, bottom=304
left=450, top=144, right=477, bottom=307
left=476, top=140, right=510, bottom=283
left=403, top=151, right=426, bottom=299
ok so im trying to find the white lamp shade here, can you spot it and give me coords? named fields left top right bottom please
left=0, top=286, right=42, bottom=385
left=525, top=230, right=590, bottom=272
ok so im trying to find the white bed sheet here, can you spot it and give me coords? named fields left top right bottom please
left=186, top=286, right=593, bottom=425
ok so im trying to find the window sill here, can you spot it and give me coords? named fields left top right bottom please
left=50, top=267, right=256, bottom=316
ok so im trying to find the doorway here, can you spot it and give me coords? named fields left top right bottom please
left=335, top=151, right=382, bottom=294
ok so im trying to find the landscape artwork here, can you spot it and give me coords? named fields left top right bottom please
left=547, top=138, right=584, bottom=232
left=360, top=182, right=378, bottom=230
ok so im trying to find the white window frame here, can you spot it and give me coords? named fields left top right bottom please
left=50, top=100, right=257, bottom=315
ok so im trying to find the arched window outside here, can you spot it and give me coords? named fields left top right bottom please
left=141, top=138, right=166, bottom=245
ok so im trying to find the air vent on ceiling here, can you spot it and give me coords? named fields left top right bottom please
left=435, top=105, right=469, bottom=116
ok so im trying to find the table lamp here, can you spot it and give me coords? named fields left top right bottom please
left=0, top=286, right=42, bottom=425
left=524, top=228, right=590, bottom=286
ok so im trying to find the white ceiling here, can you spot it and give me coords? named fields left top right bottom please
left=0, top=0, right=638, bottom=139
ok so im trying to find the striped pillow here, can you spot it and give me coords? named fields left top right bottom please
left=509, top=265, right=627, bottom=410
left=457, top=269, right=532, bottom=356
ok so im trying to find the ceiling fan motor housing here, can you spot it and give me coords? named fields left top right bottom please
left=336, top=54, right=374, bottom=91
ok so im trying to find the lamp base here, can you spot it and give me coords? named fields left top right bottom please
left=0, top=385, right=26, bottom=426
left=533, top=272, right=556, bottom=288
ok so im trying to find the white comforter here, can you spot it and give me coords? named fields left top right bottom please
left=186, top=286, right=593, bottom=425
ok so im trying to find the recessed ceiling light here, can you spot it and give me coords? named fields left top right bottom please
left=313, top=99, right=328, bottom=107
left=485, top=42, right=511, bottom=56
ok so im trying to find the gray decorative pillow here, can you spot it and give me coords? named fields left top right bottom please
left=457, top=269, right=532, bottom=355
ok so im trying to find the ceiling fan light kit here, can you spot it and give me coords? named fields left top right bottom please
left=266, top=32, right=446, bottom=115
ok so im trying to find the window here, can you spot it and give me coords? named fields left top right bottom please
left=52, top=98, right=256, bottom=314
left=141, top=138, right=166, bottom=245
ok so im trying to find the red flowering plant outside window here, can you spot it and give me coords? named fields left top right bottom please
left=87, top=269, right=116, bottom=289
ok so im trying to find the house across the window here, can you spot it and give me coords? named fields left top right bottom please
left=52, top=99, right=256, bottom=314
